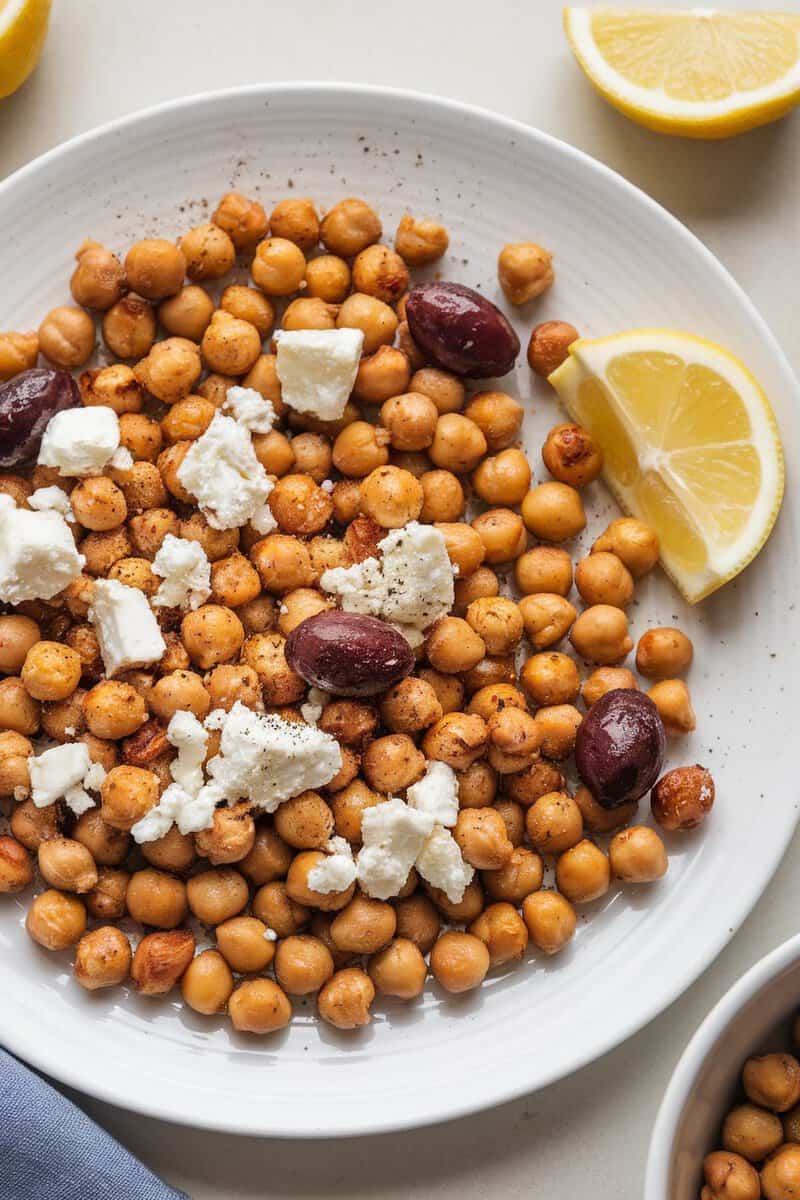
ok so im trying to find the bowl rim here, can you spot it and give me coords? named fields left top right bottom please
left=645, top=931, right=800, bottom=1198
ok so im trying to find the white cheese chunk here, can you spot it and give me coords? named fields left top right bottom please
left=109, top=445, right=134, bottom=471
left=29, top=742, right=106, bottom=816
left=249, top=502, right=278, bottom=535
left=201, top=701, right=341, bottom=813
left=356, top=797, right=435, bottom=900
left=152, top=534, right=211, bottom=611
left=28, top=486, right=76, bottom=523
left=176, top=412, right=273, bottom=531
left=406, top=761, right=459, bottom=828
left=307, top=836, right=357, bottom=895
left=223, top=386, right=276, bottom=434
left=0, top=494, right=84, bottom=603
left=167, top=710, right=208, bottom=795
left=415, top=824, right=475, bottom=904
left=300, top=686, right=329, bottom=727
left=89, top=577, right=166, bottom=676
left=131, top=781, right=218, bottom=843
left=321, top=521, right=454, bottom=645
left=275, top=328, right=363, bottom=420
left=38, top=406, right=120, bottom=477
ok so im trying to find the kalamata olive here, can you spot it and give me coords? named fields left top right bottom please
left=0, top=368, right=80, bottom=468
left=286, top=610, right=415, bottom=697
left=405, top=282, right=520, bottom=378
left=575, top=688, right=665, bottom=809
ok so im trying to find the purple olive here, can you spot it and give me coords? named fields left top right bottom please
left=0, top=368, right=80, bottom=469
left=286, top=610, right=415, bottom=697
left=405, top=281, right=520, bottom=378
left=575, top=689, right=665, bottom=809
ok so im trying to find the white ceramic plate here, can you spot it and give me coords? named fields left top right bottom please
left=0, top=84, right=798, bottom=1138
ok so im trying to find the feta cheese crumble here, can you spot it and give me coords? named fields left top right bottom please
left=109, top=445, right=134, bottom=471
left=307, top=836, right=357, bottom=895
left=356, top=797, right=435, bottom=900
left=406, top=761, right=459, bottom=828
left=223, top=386, right=276, bottom=434
left=176, top=412, right=273, bottom=531
left=152, top=534, right=211, bottom=611
left=300, top=686, right=329, bottom=726
left=321, top=521, right=455, bottom=646
left=275, top=328, right=364, bottom=420
left=166, top=710, right=208, bottom=796
left=0, top=494, right=84, bottom=603
left=28, top=486, right=75, bottom=523
left=29, top=742, right=106, bottom=816
left=88, top=577, right=166, bottom=676
left=38, top=406, right=120, bottom=476
left=131, top=711, right=213, bottom=843
left=415, top=824, right=475, bottom=904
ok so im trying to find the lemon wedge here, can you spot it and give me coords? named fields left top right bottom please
left=548, top=331, right=784, bottom=602
left=564, top=7, right=800, bottom=138
left=0, top=0, right=52, bottom=100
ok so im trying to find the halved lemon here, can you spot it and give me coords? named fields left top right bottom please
left=564, top=7, right=800, bottom=138
left=548, top=331, right=784, bottom=602
left=0, top=0, right=52, bottom=100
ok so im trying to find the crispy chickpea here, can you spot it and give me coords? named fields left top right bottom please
left=762, top=1144, right=800, bottom=1199
left=533, top=704, right=582, bottom=760
left=417, top=667, right=465, bottom=716
left=237, top=595, right=278, bottom=636
left=161, top=396, right=215, bottom=446
left=285, top=433, right=330, bottom=485
left=285, top=853, right=354, bottom=913
left=423, top=712, right=488, bottom=772
left=99, top=764, right=158, bottom=830
left=394, top=213, right=448, bottom=264
left=432, top=522, right=484, bottom=579
left=38, top=305, right=95, bottom=368
left=179, top=223, right=235, bottom=281
left=304, top=253, right=351, bottom=303
left=426, top=876, right=485, bottom=923
left=593, top=517, right=660, bottom=578
left=180, top=605, right=244, bottom=671
left=131, top=928, right=195, bottom=996
left=329, top=780, right=380, bottom=844
left=78, top=526, right=133, bottom=576
left=125, top=867, right=187, bottom=928
left=178, top=948, right=234, bottom=1015
left=240, top=825, right=293, bottom=886
left=320, top=197, right=381, bottom=257
left=0, top=330, right=39, bottom=380
left=127, top=509, right=178, bottom=561
left=273, top=790, right=334, bottom=851
left=430, top=931, right=490, bottom=994
left=229, top=978, right=292, bottom=1034
left=520, top=652, right=580, bottom=708
left=0, top=614, right=41, bottom=674
left=26, top=888, right=87, bottom=950
left=81, top=731, right=119, bottom=773
left=0, top=677, right=40, bottom=735
left=215, top=915, right=275, bottom=974
left=609, top=826, right=668, bottom=883
left=243, top=353, right=283, bottom=407
left=429, top=413, right=487, bottom=475
left=212, top=191, right=268, bottom=249
left=180, top=511, right=239, bottom=562
left=119, top=414, right=163, bottom=465
left=416, top=471, right=464, bottom=528
left=701, top=1151, right=760, bottom=1200
left=453, top=566, right=498, bottom=617
left=187, top=867, right=248, bottom=926
left=527, top=320, right=579, bottom=377
left=498, top=242, right=553, bottom=304
left=518, top=595, right=577, bottom=652
left=521, top=482, right=586, bottom=541
left=125, top=239, right=185, bottom=299
left=582, top=666, right=638, bottom=708
left=486, top=706, right=541, bottom=774
left=281, top=296, right=337, bottom=332
left=360, top=465, right=423, bottom=528
left=574, top=785, right=636, bottom=834
left=272, top=935, right=334, bottom=997
left=784, top=1102, right=800, bottom=1141
left=462, top=393, right=521, bottom=455
left=743, top=1056, right=800, bottom=1113
left=393, top=895, right=439, bottom=956
left=73, top=926, right=131, bottom=991
left=472, top=448, right=531, bottom=507
left=332, top=421, right=389, bottom=478
left=380, top=678, right=442, bottom=735
left=20, top=641, right=81, bottom=703
left=525, top=792, right=584, bottom=855
left=317, top=966, right=374, bottom=1029
left=193, top=802, right=256, bottom=865
left=350, top=351, right=408, bottom=409
left=541, top=423, right=603, bottom=489
left=0, top=730, right=33, bottom=797
left=251, top=236, right=306, bottom=296
left=70, top=476, right=128, bottom=532
left=351, top=243, right=409, bottom=304
left=651, top=765, right=714, bottom=832
left=470, top=901, right=529, bottom=967
left=158, top=285, right=215, bottom=341
left=252, top=429, right=295, bottom=479
left=84, top=680, right=147, bottom=741
left=472, top=509, right=526, bottom=565
left=409, top=370, right=463, bottom=419
left=426, top=618, right=486, bottom=675
left=10, top=796, right=60, bottom=850
left=242, top=631, right=305, bottom=706
left=331, top=895, right=396, bottom=955
left=636, top=627, right=693, bottom=679
left=555, top=839, right=610, bottom=904
left=337, top=293, right=398, bottom=354
left=461, top=655, right=517, bottom=695
left=84, top=866, right=129, bottom=920
left=570, top=605, right=633, bottom=665
left=648, top=678, right=696, bottom=735
left=69, top=241, right=125, bottom=311
left=722, top=1105, right=784, bottom=1162
left=201, top=310, right=262, bottom=376
left=80, top=364, right=142, bottom=416
left=38, top=837, right=98, bottom=894
left=380, top=393, right=438, bottom=453
left=483, top=845, right=543, bottom=904
left=148, top=671, right=210, bottom=722
left=268, top=475, right=333, bottom=536
left=367, top=937, right=427, bottom=999
left=454, top=807, right=513, bottom=870
left=363, top=734, right=425, bottom=793
left=102, top=294, right=157, bottom=360
left=204, top=664, right=262, bottom=714
left=141, top=826, right=195, bottom=874
left=0, top=835, right=33, bottom=893
left=264, top=197, right=319, bottom=250
left=0, top=472, right=32, bottom=504
left=522, top=890, right=577, bottom=955
left=456, top=759, right=498, bottom=808
left=575, top=554, right=633, bottom=611
left=325, top=746, right=360, bottom=794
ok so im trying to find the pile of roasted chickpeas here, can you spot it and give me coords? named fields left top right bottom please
left=0, top=190, right=712, bottom=1037
left=701, top=1029, right=800, bottom=1199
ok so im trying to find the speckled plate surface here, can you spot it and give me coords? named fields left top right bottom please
left=0, top=83, right=798, bottom=1138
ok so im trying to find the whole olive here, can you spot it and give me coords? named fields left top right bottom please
left=575, top=688, right=665, bottom=809
left=405, top=282, right=520, bottom=378
left=0, top=368, right=80, bottom=468
left=286, top=610, right=415, bottom=697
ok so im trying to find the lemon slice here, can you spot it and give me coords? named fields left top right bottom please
left=0, top=0, right=52, bottom=100
left=548, top=331, right=784, bottom=602
left=564, top=7, right=800, bottom=138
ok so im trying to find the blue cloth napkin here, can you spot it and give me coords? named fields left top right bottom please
left=0, top=1049, right=188, bottom=1200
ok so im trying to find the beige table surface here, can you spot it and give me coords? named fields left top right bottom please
left=2, top=1, right=799, bottom=1195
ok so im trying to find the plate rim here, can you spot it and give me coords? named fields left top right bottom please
left=2, top=80, right=799, bottom=1138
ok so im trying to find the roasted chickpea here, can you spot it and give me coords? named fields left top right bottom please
left=0, top=677, right=40, bottom=735
left=0, top=330, right=39, bottom=380
left=212, top=191, right=268, bottom=249
left=250, top=236, right=306, bottom=296
left=784, top=1102, right=800, bottom=1142
left=453, top=566, right=498, bottom=617
left=125, top=867, right=187, bottom=928
left=328, top=781, right=379, bottom=843
left=147, top=671, right=209, bottom=723
left=742, top=1056, right=800, bottom=1113
left=229, top=976, right=293, bottom=1033
left=38, top=837, right=98, bottom=894
left=422, top=712, right=488, bottom=771
left=574, top=785, right=636, bottom=835
left=391, top=895, right=438, bottom=957
left=454, top=807, right=513, bottom=870
left=70, top=476, right=128, bottom=532
left=187, top=867, right=249, bottom=926
left=575, top=554, right=633, bottom=610
left=522, top=890, right=576, bottom=955
left=525, top=792, right=584, bottom=855
left=722, top=1105, right=784, bottom=1162
left=321, top=198, right=381, bottom=257
left=498, top=242, right=553, bottom=304
left=237, top=595, right=278, bottom=636
left=520, top=652, right=580, bottom=707
left=701, top=1151, right=760, bottom=1200
left=461, top=393, right=521, bottom=455
left=0, top=835, right=33, bottom=893
left=281, top=296, right=337, bottom=332
left=521, top=482, right=585, bottom=542
left=0, top=472, right=32, bottom=504
left=21, top=641, right=81, bottom=703
left=125, top=239, right=186, bottom=299
left=251, top=430, right=294, bottom=480
left=417, top=667, right=465, bottom=716
left=434, top=522, right=485, bottom=578
left=358, top=465, right=423, bottom=529
left=180, top=605, right=244, bottom=670
left=394, top=213, right=449, bottom=264
left=486, top=706, right=541, bottom=774
left=527, top=321, right=579, bottom=377
left=26, top=888, right=87, bottom=950
left=177, top=948, right=234, bottom=1015
left=10, top=796, right=60, bottom=851
left=134, top=336, right=202, bottom=405
left=570, top=605, right=633, bottom=665
left=430, top=931, right=490, bottom=994
left=541, top=423, right=603, bottom=489
left=118, top=416, right=163, bottom=466
left=304, top=254, right=351, bottom=303
left=242, top=631, right=305, bottom=706
left=127, top=509, right=178, bottom=561
left=380, top=678, right=442, bottom=734
left=272, top=935, right=334, bottom=996
left=483, top=846, right=543, bottom=904
left=349, top=244, right=408, bottom=304
left=609, top=825, right=668, bottom=884
left=177, top=222, right=235, bottom=281
left=762, top=1144, right=800, bottom=1199
left=454, top=761, right=496, bottom=810
left=273, top=790, right=334, bottom=851
left=285, top=852, right=354, bottom=912
left=317, top=966, right=374, bottom=1029
left=408, top=370, right=462, bottom=419
left=0, top=730, right=33, bottom=798
left=636, top=627, right=694, bottom=679
left=193, top=802, right=256, bottom=865
left=461, top=654, right=517, bottom=695
left=99, top=764, right=158, bottom=830
left=160, top=397, right=215, bottom=448
left=555, top=839, right=610, bottom=904
left=363, top=734, right=425, bottom=793
left=367, top=937, right=426, bottom=1000
left=238, top=825, right=293, bottom=888
left=84, top=681, right=147, bottom=741
left=214, top=915, right=274, bottom=974
left=140, top=826, right=195, bottom=874
left=426, top=617, right=486, bottom=675
left=331, top=895, right=396, bottom=955
left=102, top=294, right=157, bottom=360
left=283, top=433, right=329, bottom=485
left=0, top=614, right=41, bottom=674
left=337, top=292, right=398, bottom=355
left=379, top=392, right=437, bottom=453
left=268, top=474, right=333, bottom=536
left=132, top=928, right=196, bottom=996
left=471, top=509, right=526, bottom=565
left=158, top=285, right=215, bottom=341
left=593, top=517, right=660, bottom=578
left=430, top=413, right=488, bottom=474
left=201, top=310, right=261, bottom=376
left=416, top=471, right=464, bottom=527
left=518, top=595, right=577, bottom=651
left=472, top=448, right=531, bottom=507
left=582, top=666, right=638, bottom=708
left=74, top=926, right=131, bottom=990
left=250, top=533, right=314, bottom=594
left=69, top=240, right=125, bottom=311
left=648, top=678, right=696, bottom=735
left=330, top=420, right=388, bottom=478
left=38, top=305, right=95, bottom=368
left=651, top=765, right=714, bottom=833
left=533, top=704, right=582, bottom=760
left=85, top=867, right=129, bottom=921
left=80, top=366, right=141, bottom=418
left=470, top=901, right=528, bottom=967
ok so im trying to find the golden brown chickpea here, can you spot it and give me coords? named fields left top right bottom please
left=134, top=337, right=202, bottom=405
left=160, top=395, right=215, bottom=446
left=0, top=614, right=41, bottom=674
left=581, top=666, right=638, bottom=708
left=701, top=1151, right=761, bottom=1200
left=99, top=764, right=158, bottom=830
left=541, top=423, right=603, bottom=489
left=127, top=509, right=178, bottom=560
left=318, top=700, right=379, bottom=749
left=0, top=677, right=40, bottom=735
left=784, top=1103, right=800, bottom=1142
left=473, top=448, right=532, bottom=507
left=521, top=482, right=586, bottom=542
left=0, top=472, right=32, bottom=505
left=593, top=517, right=660, bottom=578
left=486, top=706, right=541, bottom=774
left=465, top=598, right=523, bottom=657
left=453, top=565, right=499, bottom=616
left=131, top=928, right=195, bottom=996
left=392, top=895, right=439, bottom=956
left=454, top=807, right=513, bottom=870
left=498, top=242, right=553, bottom=304
left=80, top=365, right=142, bottom=416
left=239, top=825, right=293, bottom=887
left=307, top=535, right=348, bottom=579
left=69, top=241, right=125, bottom=311
left=180, top=605, right=244, bottom=670
left=331, top=421, right=389, bottom=478
left=380, top=392, right=438, bottom=453
left=527, top=320, right=579, bottom=377
left=26, top=888, right=87, bottom=950
left=431, top=523, right=484, bottom=579
left=38, top=305, right=95, bottom=368
left=417, top=471, right=464, bottom=527
left=179, top=223, right=236, bottom=281
left=125, top=867, right=188, bottom=928
left=422, top=712, right=488, bottom=772
left=456, top=759, right=498, bottom=808
left=426, top=617, right=486, bottom=675
left=252, top=430, right=295, bottom=479
left=140, top=825, right=195, bottom=874
left=316, top=966, right=374, bottom=1029
left=102, top=294, right=157, bottom=360
left=337, top=293, right=398, bottom=354
left=20, top=641, right=81, bottom=703
left=460, top=654, right=517, bottom=695
left=215, top=915, right=275, bottom=974
left=394, top=213, right=449, bottom=264
left=555, top=839, right=610, bottom=904
left=575, top=553, right=634, bottom=609
left=609, top=825, right=668, bottom=883
left=201, top=310, right=262, bottom=376
left=570, top=605, right=633, bottom=665
left=272, top=935, right=334, bottom=997
left=0, top=835, right=33, bottom=893
left=0, top=330, right=39, bottom=380
left=148, top=671, right=209, bottom=723
left=325, top=745, right=360, bottom=794
left=722, top=1106, right=784, bottom=1163
left=366, top=937, right=426, bottom=999
left=407, top=372, right=462, bottom=422
left=158, top=285, right=215, bottom=341
left=10, top=796, right=60, bottom=851
left=212, top=191, right=268, bottom=249
left=84, top=679, right=147, bottom=740
left=268, top=475, right=333, bottom=536
left=38, top=837, right=98, bottom=894
left=331, top=895, right=396, bottom=955
left=470, top=901, right=529, bottom=967
left=281, top=297, right=337, bottom=333
left=180, top=511, right=239, bottom=562
left=426, top=875, right=486, bottom=923
left=179, top=948, right=234, bottom=1015
left=251, top=236, right=306, bottom=296
left=287, top=433, right=332, bottom=484
left=352, top=244, right=409, bottom=304
left=0, top=730, right=33, bottom=797
left=117, top=463, right=165, bottom=519
left=472, top=509, right=526, bottom=565
left=329, top=780, right=380, bottom=844
left=125, top=239, right=186, bottom=300
left=362, top=733, right=425, bottom=793
left=242, top=631, right=305, bottom=706
left=272, top=790, right=333, bottom=851
left=522, top=890, right=577, bottom=955
left=196, top=372, right=235, bottom=406
left=304, top=254, right=351, bottom=303
left=320, top=197, right=381, bottom=256
left=430, top=931, right=490, bottom=994
left=637, top=627, right=693, bottom=680
left=359, top=465, right=423, bottom=528
left=762, top=1144, right=800, bottom=1199
left=648, top=678, right=696, bottom=735
left=417, top=667, right=465, bottom=716
left=78, top=526, right=133, bottom=576
left=520, top=652, right=580, bottom=708
left=429, top=412, right=487, bottom=475
left=525, top=792, right=584, bottom=855
left=84, top=866, right=129, bottom=920
left=74, top=925, right=131, bottom=991
left=744, top=1056, right=800, bottom=1113
left=194, top=802, right=256, bottom=865
left=574, top=785, right=636, bottom=835
left=379, top=677, right=443, bottom=735
left=237, top=595, right=278, bottom=636
left=81, top=731, right=119, bottom=773
left=229, top=978, right=292, bottom=1034
left=266, top=197, right=319, bottom=250
left=204, top=663, right=262, bottom=713
left=483, top=845, right=543, bottom=904
left=533, top=704, right=582, bottom=760
left=351, top=349, right=408, bottom=408
left=187, top=867, right=249, bottom=926
left=242, top=353, right=283, bottom=407
left=461, top=394, right=521, bottom=455
left=70, top=476, right=127, bottom=533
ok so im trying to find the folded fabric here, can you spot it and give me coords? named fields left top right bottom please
left=0, top=1049, right=189, bottom=1200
